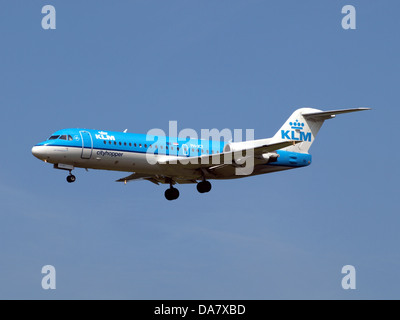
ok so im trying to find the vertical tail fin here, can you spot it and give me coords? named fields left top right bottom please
left=271, top=108, right=370, bottom=153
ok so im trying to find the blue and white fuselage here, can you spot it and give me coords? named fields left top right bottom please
left=32, top=108, right=369, bottom=200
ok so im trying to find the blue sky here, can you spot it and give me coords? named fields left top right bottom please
left=0, top=0, right=399, bottom=299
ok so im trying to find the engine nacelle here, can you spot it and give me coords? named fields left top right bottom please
left=223, top=141, right=279, bottom=165
left=223, top=142, right=257, bottom=166
left=260, top=152, right=279, bottom=163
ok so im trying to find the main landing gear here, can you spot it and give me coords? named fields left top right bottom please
left=197, top=170, right=212, bottom=194
left=197, top=181, right=212, bottom=194
left=164, top=179, right=179, bottom=201
left=165, top=187, right=180, bottom=201
left=164, top=180, right=212, bottom=201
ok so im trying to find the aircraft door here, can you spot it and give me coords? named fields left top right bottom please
left=80, top=131, right=93, bottom=159
left=182, top=144, right=189, bottom=156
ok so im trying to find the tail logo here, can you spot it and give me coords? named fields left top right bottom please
left=290, top=120, right=305, bottom=130
left=281, top=119, right=311, bottom=142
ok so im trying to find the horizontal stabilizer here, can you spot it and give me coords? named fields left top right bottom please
left=302, top=108, right=371, bottom=120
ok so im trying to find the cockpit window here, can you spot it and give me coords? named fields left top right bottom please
left=48, top=134, right=73, bottom=141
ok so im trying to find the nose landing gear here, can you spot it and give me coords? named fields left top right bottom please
left=53, top=164, right=76, bottom=184
left=66, top=171, right=76, bottom=183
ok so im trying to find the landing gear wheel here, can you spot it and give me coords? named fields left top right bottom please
left=165, top=187, right=180, bottom=201
left=197, top=181, right=212, bottom=193
left=66, top=175, right=76, bottom=183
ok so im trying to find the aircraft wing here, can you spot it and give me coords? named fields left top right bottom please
left=116, top=140, right=301, bottom=185
left=116, top=140, right=300, bottom=185
left=158, top=140, right=301, bottom=169
left=116, top=172, right=154, bottom=183
left=116, top=172, right=198, bottom=185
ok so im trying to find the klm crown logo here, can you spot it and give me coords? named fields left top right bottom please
left=281, top=119, right=311, bottom=142
left=290, top=120, right=305, bottom=130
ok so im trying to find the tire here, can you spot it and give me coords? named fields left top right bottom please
left=165, top=188, right=180, bottom=200
left=171, top=188, right=180, bottom=200
left=203, top=181, right=212, bottom=193
left=197, top=181, right=212, bottom=193
left=67, top=175, right=76, bottom=183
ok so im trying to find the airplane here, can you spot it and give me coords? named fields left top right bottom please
left=32, top=107, right=370, bottom=200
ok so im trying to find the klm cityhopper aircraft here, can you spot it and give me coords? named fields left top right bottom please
left=32, top=108, right=369, bottom=200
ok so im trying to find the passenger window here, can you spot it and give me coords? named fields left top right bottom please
left=144, top=144, right=147, bottom=148
left=124, top=142, right=127, bottom=146
left=129, top=143, right=132, bottom=147
left=109, top=141, right=112, bottom=145
left=114, top=141, right=117, bottom=145
left=134, top=143, right=137, bottom=147
left=139, top=144, right=142, bottom=148
left=104, top=141, right=106, bottom=144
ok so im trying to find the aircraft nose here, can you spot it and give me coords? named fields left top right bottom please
left=32, top=146, right=47, bottom=160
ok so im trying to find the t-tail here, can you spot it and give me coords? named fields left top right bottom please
left=271, top=107, right=370, bottom=153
